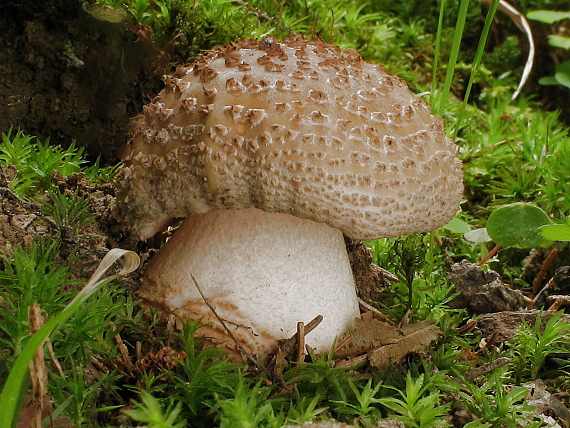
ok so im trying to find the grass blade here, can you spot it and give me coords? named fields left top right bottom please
left=435, top=0, right=470, bottom=115
left=454, top=0, right=500, bottom=138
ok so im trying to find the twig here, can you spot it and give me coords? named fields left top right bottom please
left=358, top=299, right=398, bottom=326
left=479, top=244, right=501, bottom=265
left=0, top=186, right=58, bottom=229
left=277, top=315, right=323, bottom=359
left=333, top=336, right=352, bottom=354
left=456, top=320, right=478, bottom=335
left=335, top=354, right=368, bottom=369
left=274, top=346, right=285, bottom=380
left=376, top=266, right=400, bottom=283
left=463, top=357, right=511, bottom=381
left=296, top=322, right=306, bottom=362
left=546, top=295, right=570, bottom=311
left=532, top=248, right=559, bottom=294
left=234, top=1, right=272, bottom=22
left=532, top=276, right=556, bottom=307
left=110, top=322, right=133, bottom=371
left=190, top=273, right=272, bottom=376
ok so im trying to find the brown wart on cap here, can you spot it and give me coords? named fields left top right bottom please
left=114, top=35, right=463, bottom=359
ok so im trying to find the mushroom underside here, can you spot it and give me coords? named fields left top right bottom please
left=138, top=207, right=361, bottom=357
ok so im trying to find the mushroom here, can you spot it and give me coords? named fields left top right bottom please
left=114, top=35, right=463, bottom=358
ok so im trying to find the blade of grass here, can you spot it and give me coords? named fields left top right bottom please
left=430, top=0, right=447, bottom=108
left=435, top=0, right=470, bottom=115
left=454, top=0, right=500, bottom=139
left=0, top=248, right=139, bottom=428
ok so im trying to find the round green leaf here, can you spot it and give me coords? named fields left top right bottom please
left=486, top=203, right=551, bottom=248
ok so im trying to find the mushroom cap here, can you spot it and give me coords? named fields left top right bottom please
left=116, top=35, right=463, bottom=241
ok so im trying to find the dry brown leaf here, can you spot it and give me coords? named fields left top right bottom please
left=344, top=313, right=441, bottom=370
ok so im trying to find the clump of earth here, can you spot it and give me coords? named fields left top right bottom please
left=0, top=0, right=166, bottom=164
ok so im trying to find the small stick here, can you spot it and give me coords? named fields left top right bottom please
left=46, top=340, right=65, bottom=379
left=334, top=336, right=352, bottom=354
left=456, top=320, right=478, bottom=335
left=110, top=322, right=133, bottom=371
left=136, top=341, right=143, bottom=361
left=276, top=315, right=323, bottom=359
left=546, top=295, right=570, bottom=311
left=548, top=298, right=565, bottom=311
left=303, top=315, right=323, bottom=335
left=399, top=309, right=411, bottom=328
left=296, top=322, right=305, bottom=362
left=90, top=354, right=110, bottom=375
left=376, top=266, right=400, bottom=283
left=335, top=354, right=368, bottom=368
left=523, top=295, right=535, bottom=309
left=479, top=244, right=501, bottom=265
left=190, top=273, right=269, bottom=375
left=464, top=357, right=511, bottom=381
left=532, top=248, right=559, bottom=294
left=358, top=299, right=398, bottom=326
left=28, top=303, right=48, bottom=427
left=273, top=346, right=285, bottom=380
left=532, top=276, right=556, bottom=306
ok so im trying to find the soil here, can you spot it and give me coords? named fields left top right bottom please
left=0, top=168, right=139, bottom=284
left=448, top=259, right=526, bottom=314
left=477, top=310, right=570, bottom=344
left=0, top=0, right=166, bottom=164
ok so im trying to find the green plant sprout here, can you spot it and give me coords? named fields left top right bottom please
left=331, top=378, right=383, bottom=420
left=285, top=395, right=327, bottom=425
left=214, top=377, right=284, bottom=428
left=460, top=370, right=541, bottom=427
left=123, top=391, right=185, bottom=428
left=510, top=311, right=570, bottom=383
left=38, top=188, right=96, bottom=234
left=0, top=130, right=118, bottom=198
left=378, top=372, right=451, bottom=428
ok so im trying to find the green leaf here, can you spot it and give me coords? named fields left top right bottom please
left=554, top=61, right=570, bottom=89
left=527, top=10, right=570, bottom=24
left=443, top=216, right=471, bottom=234
left=486, top=203, right=551, bottom=248
left=464, top=228, right=492, bottom=243
left=539, top=75, right=560, bottom=86
left=548, top=35, right=570, bottom=50
left=539, top=223, right=570, bottom=241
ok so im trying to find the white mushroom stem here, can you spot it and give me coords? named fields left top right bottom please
left=138, top=207, right=360, bottom=358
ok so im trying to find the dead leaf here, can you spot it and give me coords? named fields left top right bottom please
left=339, top=312, right=441, bottom=370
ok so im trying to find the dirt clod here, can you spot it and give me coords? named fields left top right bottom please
left=448, top=260, right=525, bottom=314
left=477, top=310, right=570, bottom=344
